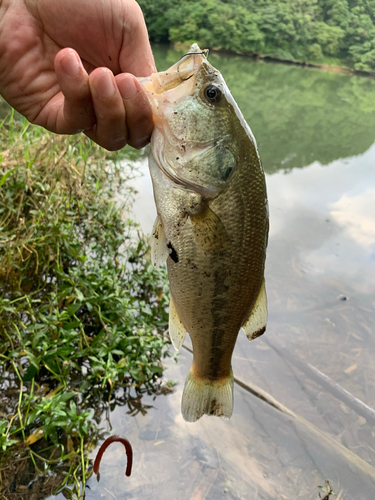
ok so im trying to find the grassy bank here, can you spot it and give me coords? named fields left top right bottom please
left=0, top=106, right=170, bottom=499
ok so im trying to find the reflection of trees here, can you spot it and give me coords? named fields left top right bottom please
left=153, top=45, right=375, bottom=174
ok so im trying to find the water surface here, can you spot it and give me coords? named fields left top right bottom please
left=54, top=45, right=375, bottom=500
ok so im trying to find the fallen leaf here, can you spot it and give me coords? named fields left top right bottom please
left=25, top=427, right=43, bottom=446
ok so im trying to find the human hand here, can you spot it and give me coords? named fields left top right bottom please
left=0, top=0, right=155, bottom=150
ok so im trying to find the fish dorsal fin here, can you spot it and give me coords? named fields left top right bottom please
left=151, top=215, right=168, bottom=267
left=169, top=295, right=187, bottom=351
left=241, top=280, right=267, bottom=341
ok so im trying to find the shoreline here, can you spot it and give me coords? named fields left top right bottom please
left=173, top=42, right=375, bottom=78
left=250, top=53, right=375, bottom=78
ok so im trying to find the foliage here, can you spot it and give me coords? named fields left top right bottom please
left=138, top=0, right=375, bottom=71
left=0, top=108, right=170, bottom=499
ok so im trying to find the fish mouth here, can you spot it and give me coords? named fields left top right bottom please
left=138, top=44, right=208, bottom=96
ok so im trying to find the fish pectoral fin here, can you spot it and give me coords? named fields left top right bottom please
left=241, top=279, right=267, bottom=341
left=151, top=215, right=168, bottom=267
left=191, top=202, right=231, bottom=254
left=181, top=368, right=234, bottom=422
left=169, top=295, right=187, bottom=351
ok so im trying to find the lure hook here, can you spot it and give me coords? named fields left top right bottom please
left=176, top=49, right=209, bottom=80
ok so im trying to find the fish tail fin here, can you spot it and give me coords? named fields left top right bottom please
left=181, top=368, right=234, bottom=422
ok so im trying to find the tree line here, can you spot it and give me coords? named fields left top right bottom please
left=138, top=0, right=375, bottom=72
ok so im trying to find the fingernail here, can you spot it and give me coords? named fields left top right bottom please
left=118, top=76, right=138, bottom=100
left=96, top=71, right=116, bottom=98
left=61, top=52, right=81, bottom=77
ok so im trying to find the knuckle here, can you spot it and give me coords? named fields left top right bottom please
left=106, top=134, right=127, bottom=151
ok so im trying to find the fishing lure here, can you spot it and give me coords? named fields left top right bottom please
left=93, top=435, right=133, bottom=478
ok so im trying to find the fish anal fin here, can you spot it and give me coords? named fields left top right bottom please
left=151, top=215, right=168, bottom=267
left=169, top=295, right=187, bottom=351
left=181, top=368, right=234, bottom=422
left=241, top=280, right=267, bottom=341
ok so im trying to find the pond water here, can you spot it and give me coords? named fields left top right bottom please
left=53, top=46, right=375, bottom=499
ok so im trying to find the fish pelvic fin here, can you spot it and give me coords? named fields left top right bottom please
left=169, top=295, right=187, bottom=351
left=181, top=369, right=234, bottom=422
left=151, top=215, right=168, bottom=267
left=241, top=279, right=267, bottom=341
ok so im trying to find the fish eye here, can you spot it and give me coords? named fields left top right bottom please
left=203, top=85, right=222, bottom=103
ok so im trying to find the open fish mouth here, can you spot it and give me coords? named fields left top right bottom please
left=138, top=45, right=208, bottom=96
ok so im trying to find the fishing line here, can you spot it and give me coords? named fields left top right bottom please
left=176, top=49, right=209, bottom=81
left=177, top=336, right=286, bottom=413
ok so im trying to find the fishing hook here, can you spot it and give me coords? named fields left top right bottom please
left=93, top=435, right=133, bottom=479
left=176, top=49, right=209, bottom=80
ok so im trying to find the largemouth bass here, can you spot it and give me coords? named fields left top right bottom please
left=138, top=45, right=268, bottom=422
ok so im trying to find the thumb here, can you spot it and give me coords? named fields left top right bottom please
left=118, top=3, right=156, bottom=76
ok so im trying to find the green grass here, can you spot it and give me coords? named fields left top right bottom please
left=0, top=106, right=170, bottom=499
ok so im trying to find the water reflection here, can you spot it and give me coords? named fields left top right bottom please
left=44, top=47, right=375, bottom=499
left=95, top=46, right=375, bottom=500
left=267, top=145, right=375, bottom=290
left=75, top=351, right=375, bottom=500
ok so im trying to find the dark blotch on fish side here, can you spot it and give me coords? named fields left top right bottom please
left=167, top=242, right=179, bottom=263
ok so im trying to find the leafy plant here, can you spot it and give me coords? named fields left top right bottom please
left=0, top=107, right=170, bottom=499
left=0, top=420, right=18, bottom=452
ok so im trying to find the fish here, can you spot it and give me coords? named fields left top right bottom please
left=138, top=44, right=269, bottom=422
